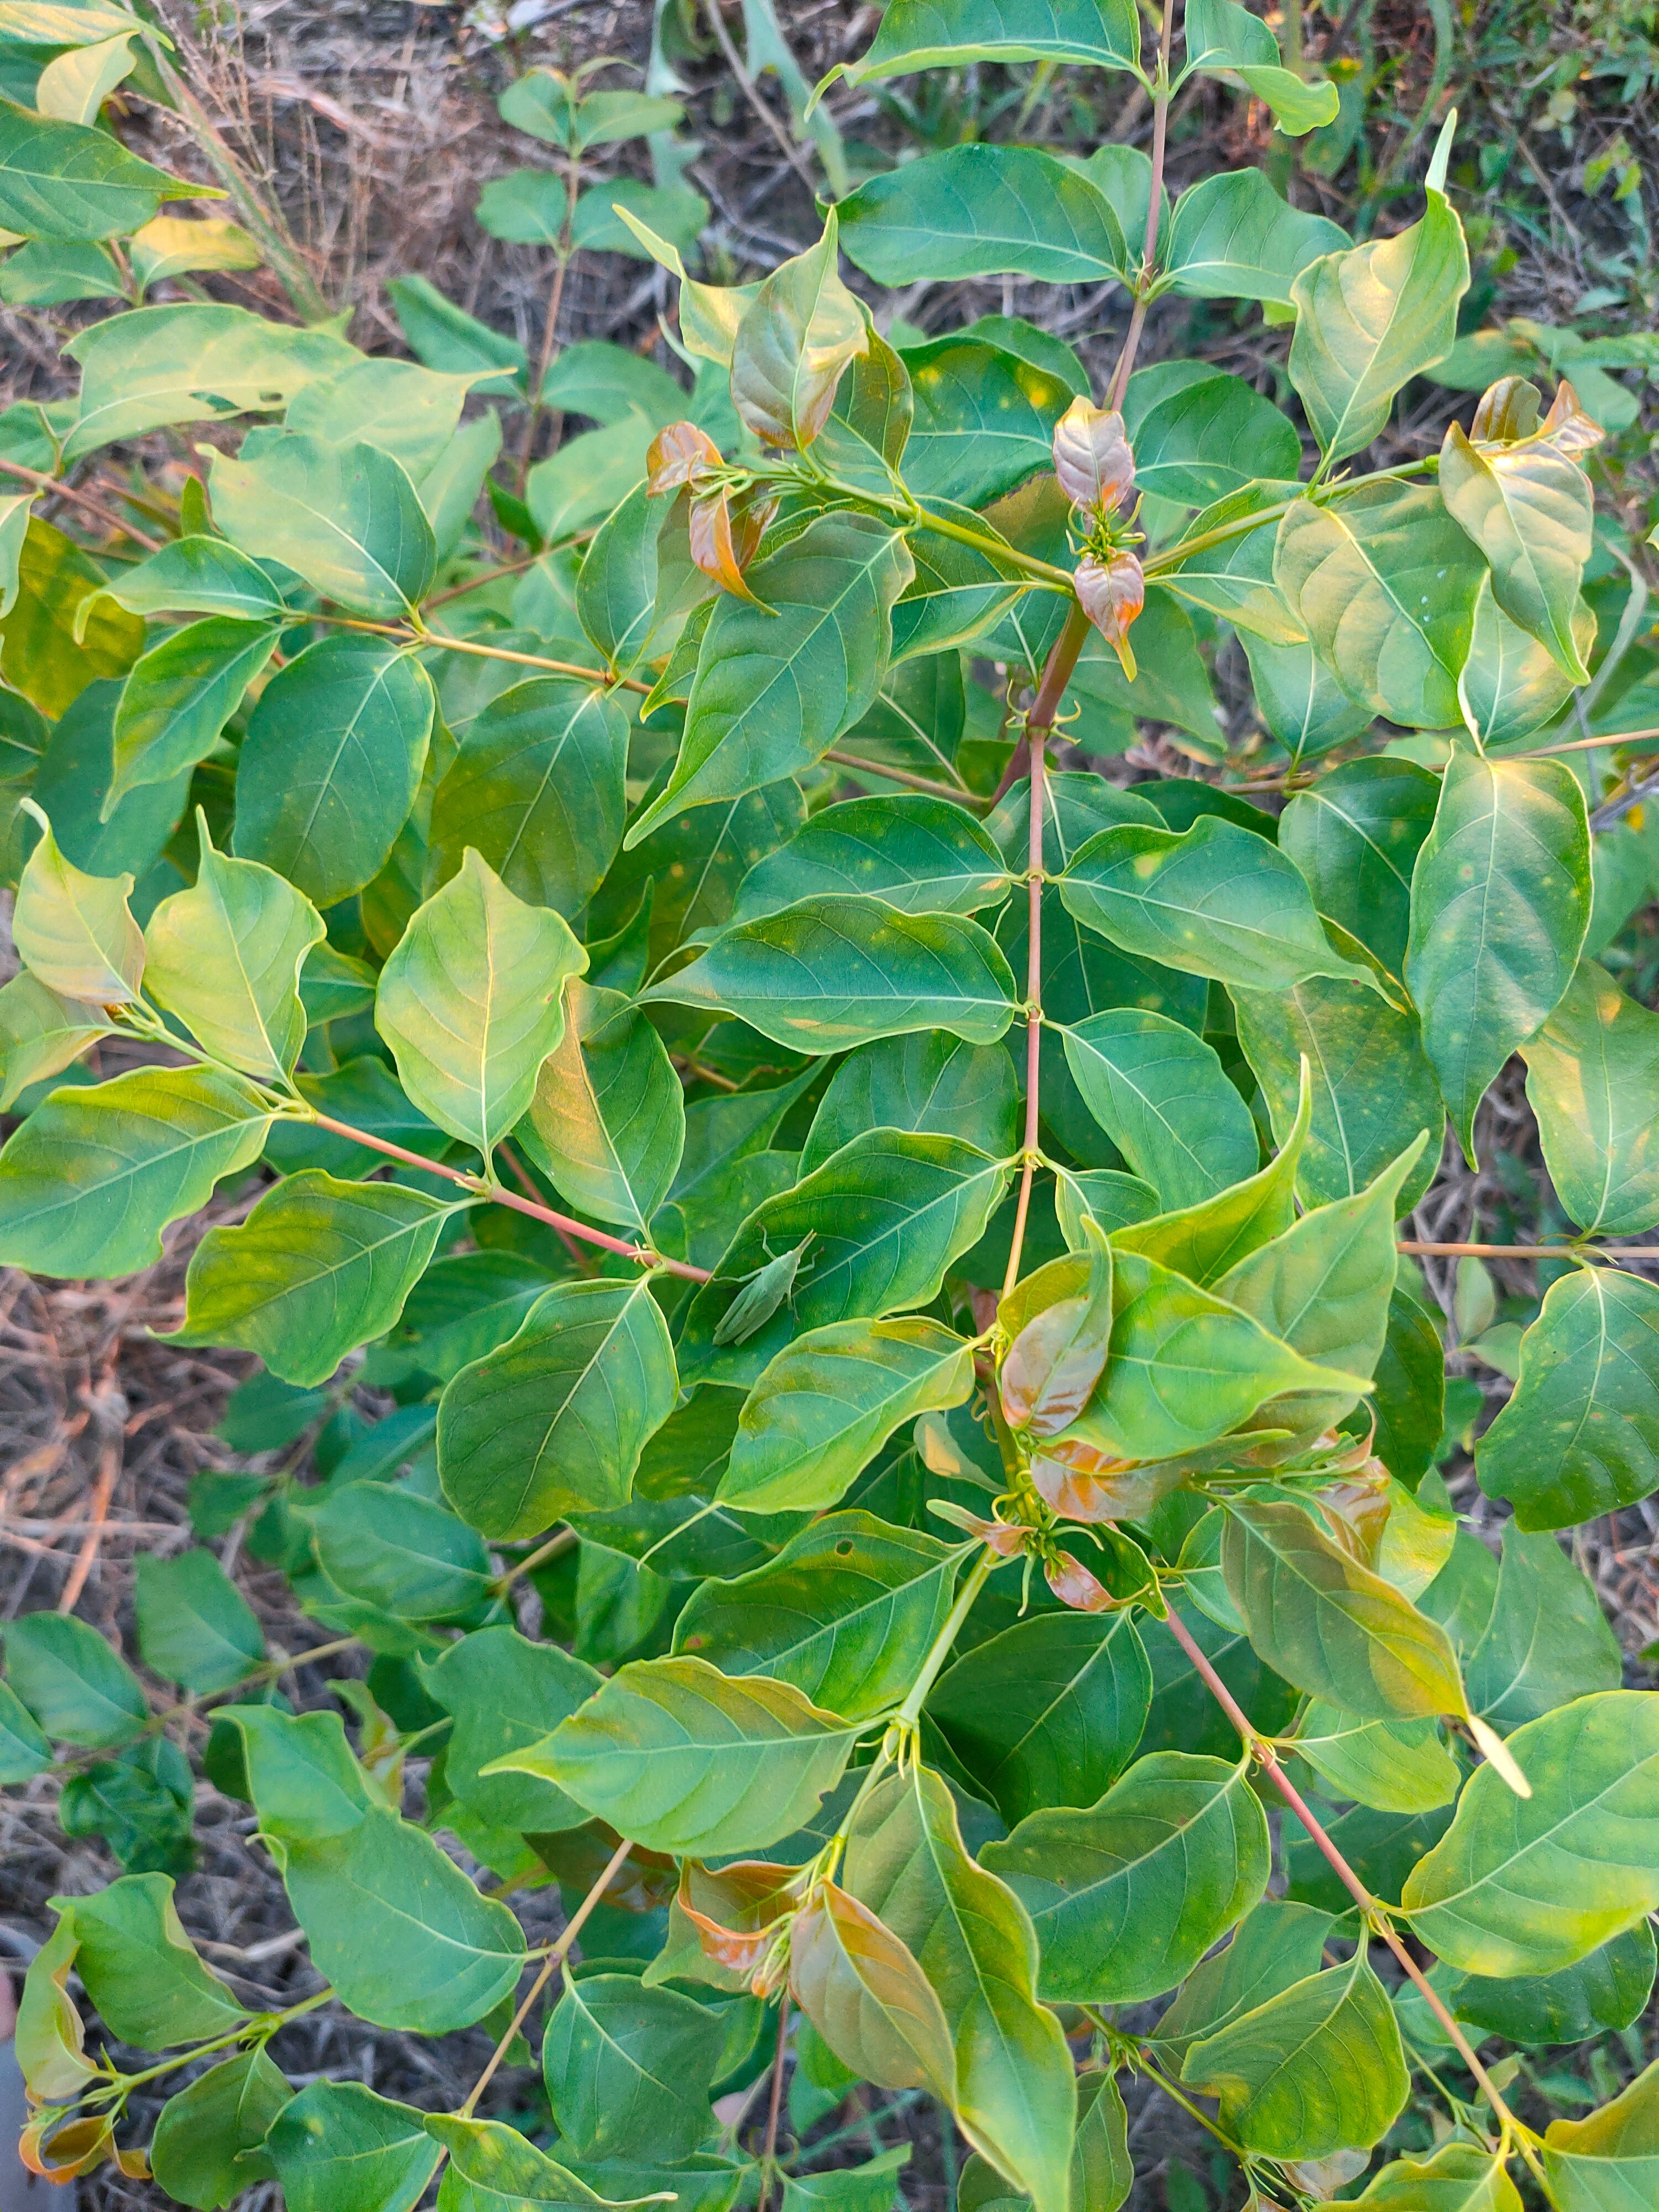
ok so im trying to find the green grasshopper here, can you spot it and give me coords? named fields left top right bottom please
left=711, top=1232, right=816, bottom=1346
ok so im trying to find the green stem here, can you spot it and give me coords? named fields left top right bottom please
left=50, top=1637, right=361, bottom=1773
left=90, top=1992, right=331, bottom=2110
left=895, top=1548, right=995, bottom=1730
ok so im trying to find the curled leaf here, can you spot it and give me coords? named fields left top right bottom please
left=687, top=486, right=776, bottom=608
left=999, top=1230, right=1113, bottom=1437
left=1028, top=1436, right=1186, bottom=1524
left=1541, top=377, right=1606, bottom=456
left=646, top=419, right=722, bottom=496
left=1074, top=549, right=1145, bottom=678
left=1052, top=397, right=1135, bottom=517
left=19, top=2112, right=116, bottom=2184
left=677, top=1860, right=797, bottom=1984
left=1044, top=1550, right=1115, bottom=1612
left=1470, top=375, right=1541, bottom=444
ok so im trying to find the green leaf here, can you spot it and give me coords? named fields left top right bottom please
left=1404, top=1691, right=1659, bottom=1975
left=265, top=2080, right=443, bottom=2212
left=984, top=1751, right=1270, bottom=2003
left=143, top=827, right=324, bottom=1082
left=838, top=146, right=1128, bottom=288
left=1323, top=2143, right=1522, bottom=2212
left=844, top=1763, right=1076, bottom=2212
left=1463, top=1526, right=1621, bottom=1729
left=0, top=970, right=108, bottom=1112
left=476, top=166, right=567, bottom=244
left=1449, top=1923, right=1656, bottom=2050
left=1061, top=1008, right=1260, bottom=1209
left=1475, top=1266, right=1659, bottom=1529
left=1275, top=485, right=1488, bottom=730
left=1459, top=573, right=1592, bottom=748
left=900, top=339, right=1074, bottom=510
left=1288, top=181, right=1469, bottom=463
left=304, top=1482, right=491, bottom=1621
left=0, top=1064, right=273, bottom=1279
left=149, top=2049, right=293, bottom=2211
left=4, top=1611, right=145, bottom=1747
left=428, top=2115, right=671, bottom=2212
left=523, top=982, right=684, bottom=1234
left=437, top=1277, right=677, bottom=1538
left=1278, top=757, right=1441, bottom=983
left=542, top=1974, right=718, bottom=2160
left=63, top=303, right=358, bottom=462
left=730, top=213, right=868, bottom=450
left=1059, top=814, right=1380, bottom=996
left=1121, top=364, right=1302, bottom=506
left=134, top=1550, right=263, bottom=1696
left=0, top=1678, right=51, bottom=1782
left=802, top=1032, right=1019, bottom=1177
left=1521, top=961, right=1659, bottom=1236
left=1240, top=627, right=1376, bottom=759
left=718, top=1318, right=975, bottom=1513
left=11, top=797, right=144, bottom=1003
left=1182, top=1947, right=1410, bottom=2157
left=789, top=1884, right=954, bottom=2098
left=842, top=0, right=1140, bottom=82
left=106, top=615, right=278, bottom=813
left=493, top=1653, right=860, bottom=1857
left=1292, top=1704, right=1462, bottom=1814
left=211, top=433, right=435, bottom=619
left=1222, top=1495, right=1466, bottom=1719
left=429, top=676, right=629, bottom=918
left=644, top=895, right=1017, bottom=1055
left=91, top=534, right=286, bottom=627
left=0, top=517, right=145, bottom=717
left=387, top=273, right=525, bottom=395
left=627, top=513, right=911, bottom=840
left=0, top=94, right=187, bottom=239
left=1182, top=0, right=1340, bottom=134
left=1162, top=170, right=1346, bottom=302
left=1108, top=1064, right=1310, bottom=1284
left=54, top=1875, right=248, bottom=2047
left=1406, top=752, right=1590, bottom=1161
left=1149, top=1896, right=1335, bottom=2069
left=1441, top=419, right=1593, bottom=681
left=1545, top=2057, right=1659, bottom=2212
left=1369, top=1287, right=1446, bottom=1487
left=172, top=1173, right=457, bottom=1389
left=375, top=848, right=585, bottom=1156
left=930, top=1609, right=1151, bottom=1828
left=234, top=634, right=435, bottom=909
left=674, top=1511, right=961, bottom=1720
left=421, top=1624, right=598, bottom=1834
left=1053, top=1166, right=1159, bottom=1247
left=731, top=796, right=1009, bottom=925
left=500, top=74, right=685, bottom=150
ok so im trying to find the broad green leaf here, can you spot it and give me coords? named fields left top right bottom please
left=106, top=616, right=278, bottom=813
left=842, top=0, right=1140, bottom=82
left=500, top=74, right=685, bottom=149
left=53, top=1876, right=248, bottom=2047
left=1182, top=0, right=1341, bottom=134
left=88, top=535, right=286, bottom=627
left=11, top=798, right=143, bottom=1003
left=1459, top=574, right=1592, bottom=747
left=210, top=433, right=435, bottom=619
left=1462, top=1525, right=1621, bottom=1729
left=127, top=213, right=262, bottom=293
left=1320, top=2143, right=1521, bottom=2212
left=429, top=677, right=629, bottom=918
left=1521, top=961, right=1659, bottom=1236
left=1406, top=752, right=1590, bottom=1161
left=0, top=970, right=108, bottom=1110
left=386, top=273, right=526, bottom=396
left=493, top=1654, right=860, bottom=1856
left=838, top=145, right=1128, bottom=289
left=305, top=1483, right=492, bottom=1621
left=437, top=1277, right=677, bottom=1538
left=134, top=1550, right=263, bottom=1697
left=284, top=356, right=484, bottom=483
left=730, top=213, right=868, bottom=450
left=422, top=1625, right=599, bottom=1833
left=64, top=304, right=357, bottom=461
left=719, top=1319, right=974, bottom=1513
left=542, top=1973, right=718, bottom=2161
left=0, top=1065, right=272, bottom=1279
left=1275, top=485, right=1488, bottom=730
left=172, top=1173, right=457, bottom=1388
left=788, top=1884, right=954, bottom=2098
left=427, top=2115, right=671, bottom=2212
left=376, top=848, right=585, bottom=1156
left=627, top=513, right=911, bottom=840
left=234, top=635, right=435, bottom=909
left=1154, top=479, right=1307, bottom=648
left=1121, top=364, right=1301, bottom=506
left=1061, top=1008, right=1259, bottom=1209
left=1240, top=628, right=1375, bottom=758
left=984, top=1752, right=1270, bottom=2002
left=1108, top=1062, right=1310, bottom=1285
left=0, top=1679, right=51, bottom=1782
left=0, top=517, right=145, bottom=718
left=523, top=982, right=684, bottom=1234
left=844, top=1763, right=1076, bottom=2212
left=265, top=2081, right=443, bottom=2212
left=653, top=1070, right=816, bottom=1265
left=4, top=1611, right=145, bottom=1747
left=680, top=1131, right=1010, bottom=1384
left=1545, top=2057, right=1659, bottom=2212
left=1288, top=181, right=1469, bottom=463
left=1222, top=1496, right=1466, bottom=1720
left=30, top=676, right=191, bottom=883
left=475, top=165, right=567, bottom=243
left=1162, top=170, right=1345, bottom=302
left=1149, top=1896, right=1335, bottom=2070
left=0, top=95, right=187, bottom=239
left=1233, top=975, right=1443, bottom=1214
left=149, top=2048, right=292, bottom=2210
left=1441, top=419, right=1593, bottom=681
left=643, top=895, right=1016, bottom=1055
left=731, top=796, right=1009, bottom=924
left=674, top=1511, right=961, bottom=1721
left=1278, top=757, right=1441, bottom=982
left=1059, top=815, right=1380, bottom=995
left=930, top=1609, right=1150, bottom=1828
left=1182, top=1947, right=1410, bottom=2157
left=1053, top=1166, right=1159, bottom=1247
left=1449, top=1923, right=1656, bottom=2050
left=901, top=339, right=1074, bottom=510
left=1403, top=1691, right=1659, bottom=1975
left=1292, top=1704, right=1461, bottom=1814
left=143, top=829, right=324, bottom=1082
left=1370, top=1287, right=1446, bottom=1488
left=802, top=1032, right=1020, bottom=1177
left=1475, top=1266, right=1659, bottom=1529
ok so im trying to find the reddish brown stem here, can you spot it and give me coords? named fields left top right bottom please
left=0, top=456, right=163, bottom=552
left=756, top=1994, right=792, bottom=2212
left=822, top=749, right=979, bottom=805
left=1105, top=0, right=1180, bottom=410
left=305, top=1110, right=712, bottom=1280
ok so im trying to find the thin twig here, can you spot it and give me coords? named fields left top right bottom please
left=821, top=749, right=981, bottom=804
left=0, top=458, right=163, bottom=553
left=1105, top=0, right=1180, bottom=409
left=702, top=0, right=817, bottom=190
left=756, top=1994, right=792, bottom=2212
left=1398, top=1239, right=1658, bottom=1260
